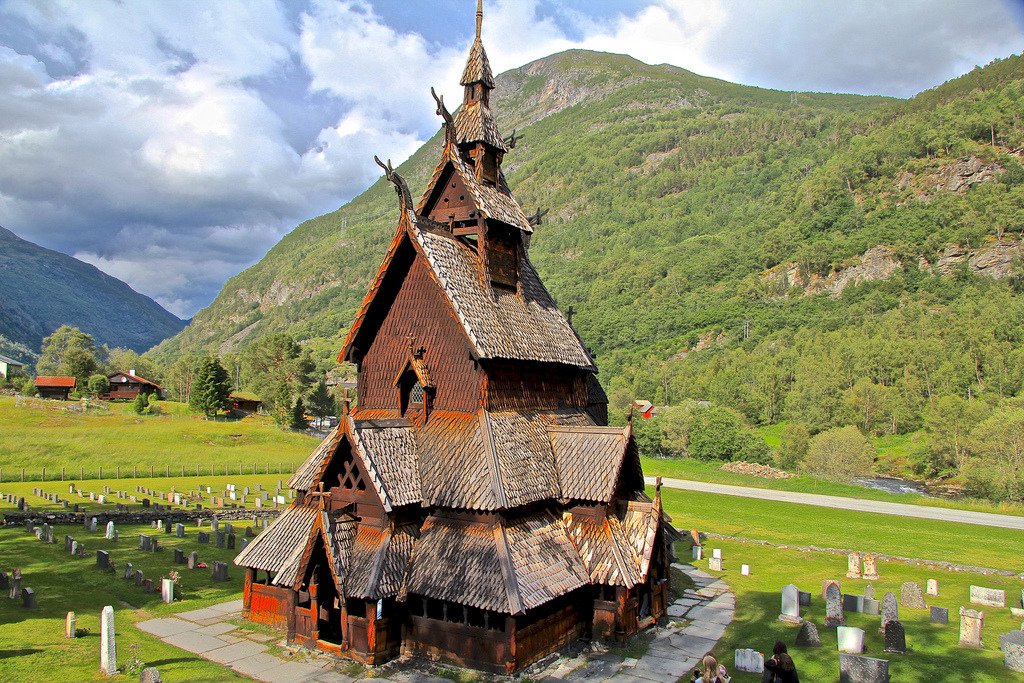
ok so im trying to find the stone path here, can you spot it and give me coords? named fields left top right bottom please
left=139, top=564, right=732, bottom=683
left=646, top=475, right=1024, bottom=530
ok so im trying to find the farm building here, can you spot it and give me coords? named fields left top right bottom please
left=235, top=3, right=677, bottom=673
left=230, top=391, right=263, bottom=414
left=0, top=354, right=25, bottom=379
left=103, top=370, right=162, bottom=401
left=34, top=376, right=75, bottom=400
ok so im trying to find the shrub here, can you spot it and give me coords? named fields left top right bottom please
left=777, top=423, right=810, bottom=470
left=803, top=425, right=875, bottom=481
left=87, top=374, right=110, bottom=398
left=687, top=406, right=747, bottom=462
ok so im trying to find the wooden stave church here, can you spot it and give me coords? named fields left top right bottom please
left=234, top=2, right=679, bottom=673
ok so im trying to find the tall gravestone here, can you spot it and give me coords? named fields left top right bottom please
left=188, top=552, right=199, bottom=570
left=161, top=579, right=174, bottom=604
left=100, top=605, right=116, bottom=676
left=779, top=584, right=801, bottom=623
left=66, top=611, right=76, bottom=638
left=105, top=521, right=115, bottom=540
left=926, top=579, right=939, bottom=596
left=96, top=550, right=110, bottom=569
left=884, top=620, right=906, bottom=653
left=847, top=552, right=862, bottom=579
left=825, top=583, right=845, bottom=627
left=901, top=582, right=926, bottom=609
left=862, top=554, right=879, bottom=580
left=960, top=607, right=984, bottom=648
left=881, top=592, right=899, bottom=634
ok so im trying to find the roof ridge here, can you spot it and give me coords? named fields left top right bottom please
left=478, top=410, right=509, bottom=509
left=366, top=526, right=394, bottom=600
left=492, top=519, right=523, bottom=615
left=605, top=516, right=641, bottom=585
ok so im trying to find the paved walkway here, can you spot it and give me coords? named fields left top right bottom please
left=139, top=564, right=733, bottom=683
left=646, top=475, right=1024, bottom=530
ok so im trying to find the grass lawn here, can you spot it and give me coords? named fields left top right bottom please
left=0, top=520, right=252, bottom=681
left=0, top=396, right=317, bottom=481
left=688, top=539, right=1024, bottom=682
left=659, top=488, right=1024, bottom=572
left=642, top=456, right=1024, bottom=518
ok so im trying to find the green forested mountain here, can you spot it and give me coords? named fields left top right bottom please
left=152, top=50, right=1024, bottom=493
left=0, top=226, right=185, bottom=359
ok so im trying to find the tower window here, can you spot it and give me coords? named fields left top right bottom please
left=410, top=381, right=424, bottom=405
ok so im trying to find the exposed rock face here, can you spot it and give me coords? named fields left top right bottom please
left=934, top=156, right=1002, bottom=194
left=762, top=246, right=902, bottom=298
left=934, top=240, right=1022, bottom=279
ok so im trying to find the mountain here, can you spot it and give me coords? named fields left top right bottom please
left=151, top=50, right=1024, bottom=431
left=0, top=226, right=185, bottom=358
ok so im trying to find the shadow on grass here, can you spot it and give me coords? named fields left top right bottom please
left=0, top=647, right=45, bottom=659
left=145, top=656, right=199, bottom=667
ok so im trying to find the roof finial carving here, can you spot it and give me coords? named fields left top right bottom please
left=476, top=0, right=484, bottom=41
left=374, top=155, right=413, bottom=215
left=430, top=87, right=456, bottom=145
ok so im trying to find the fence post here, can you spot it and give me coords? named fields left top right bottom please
left=61, top=467, right=65, bottom=481
left=151, top=465, right=154, bottom=478
left=134, top=465, right=138, bottom=478
left=42, top=467, right=46, bottom=481
left=181, top=465, right=184, bottom=477
left=80, top=466, right=84, bottom=480
left=99, top=466, right=102, bottom=480
left=117, top=466, right=120, bottom=480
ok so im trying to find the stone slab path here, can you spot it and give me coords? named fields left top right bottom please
left=646, top=475, right=1024, bottom=530
left=140, top=565, right=732, bottom=683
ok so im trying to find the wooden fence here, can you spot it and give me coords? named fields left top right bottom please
left=0, top=462, right=296, bottom=483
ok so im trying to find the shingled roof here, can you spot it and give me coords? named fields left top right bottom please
left=454, top=101, right=507, bottom=152
left=234, top=503, right=319, bottom=585
left=460, top=36, right=494, bottom=88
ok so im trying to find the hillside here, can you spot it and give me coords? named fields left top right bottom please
left=0, top=226, right=185, bottom=359
left=152, top=50, right=1024, bottom=446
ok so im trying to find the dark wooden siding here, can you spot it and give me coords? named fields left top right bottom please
left=358, top=245, right=482, bottom=413
left=484, top=360, right=588, bottom=412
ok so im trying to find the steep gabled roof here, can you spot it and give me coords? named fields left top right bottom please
left=460, top=36, right=494, bottom=88
left=34, top=376, right=75, bottom=388
left=233, top=503, right=319, bottom=585
left=455, top=101, right=508, bottom=152
left=108, top=372, right=162, bottom=389
left=0, top=354, right=24, bottom=366
left=550, top=424, right=642, bottom=503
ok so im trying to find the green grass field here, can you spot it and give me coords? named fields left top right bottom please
left=687, top=539, right=1024, bottom=682
left=0, top=396, right=317, bottom=480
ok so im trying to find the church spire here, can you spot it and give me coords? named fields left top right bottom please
left=476, top=0, right=483, bottom=41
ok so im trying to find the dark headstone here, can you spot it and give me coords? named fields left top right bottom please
left=142, top=498, right=150, bottom=507
left=843, top=594, right=864, bottom=613
left=215, top=532, right=225, bottom=548
left=799, top=591, right=811, bottom=607
left=795, top=620, right=821, bottom=647
left=900, top=582, right=926, bottom=609
left=96, top=550, right=110, bottom=569
left=883, top=620, right=906, bottom=654
left=226, top=533, right=236, bottom=549
left=174, top=549, right=185, bottom=564
left=21, top=587, right=35, bottom=608
left=142, top=578, right=154, bottom=593
left=197, top=532, right=210, bottom=544
left=930, top=606, right=949, bottom=625
left=150, top=538, right=159, bottom=553
left=839, top=653, right=890, bottom=683
left=212, top=561, right=229, bottom=582
left=135, top=570, right=144, bottom=586
left=138, top=535, right=151, bottom=551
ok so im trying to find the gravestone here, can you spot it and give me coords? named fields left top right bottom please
left=112, top=530, right=118, bottom=542
left=881, top=592, right=899, bottom=633
left=712, top=548, right=722, bottom=560
left=215, top=532, right=225, bottom=548
left=150, top=538, right=159, bottom=553
left=823, top=579, right=842, bottom=600
left=139, top=667, right=163, bottom=683
left=105, top=521, right=115, bottom=540
left=227, top=533, right=236, bottom=550
left=900, top=582, right=926, bottom=609
left=734, top=649, right=763, bottom=673
left=741, top=564, right=750, bottom=576
left=843, top=594, right=864, bottom=613
left=224, top=523, right=234, bottom=535
left=692, top=546, right=702, bottom=561
left=864, top=583, right=875, bottom=600
left=839, top=654, right=889, bottom=683
left=211, top=518, right=219, bottom=532
left=89, top=517, right=97, bottom=532
left=100, top=605, right=116, bottom=675
left=779, top=584, right=801, bottom=623
left=1000, top=631, right=1024, bottom=673
left=71, top=540, right=80, bottom=556
left=212, top=561, right=229, bottom=582
left=926, top=579, right=939, bottom=596
left=188, top=552, right=199, bottom=570
left=930, top=606, right=949, bottom=625
left=837, top=626, right=864, bottom=654
left=163, top=520, right=171, bottom=534
left=161, top=579, right=174, bottom=604
left=134, top=570, right=144, bottom=587
left=138, top=535, right=151, bottom=551
left=863, top=598, right=880, bottom=616
left=123, top=563, right=133, bottom=580
left=96, top=550, right=110, bottom=569
left=862, top=554, right=879, bottom=580
left=959, top=607, right=984, bottom=648
left=240, top=538, right=249, bottom=551
left=970, top=586, right=1006, bottom=608
left=799, top=591, right=812, bottom=607
left=883, top=620, right=906, bottom=653
left=708, top=556, right=722, bottom=571
left=22, top=587, right=36, bottom=608
left=847, top=552, right=862, bottom=579
left=825, top=583, right=845, bottom=627
left=174, top=524, right=185, bottom=538
left=173, top=549, right=185, bottom=564
left=142, top=578, right=154, bottom=593
left=197, top=532, right=210, bottom=544
left=795, top=620, right=821, bottom=647
left=66, top=611, right=76, bottom=638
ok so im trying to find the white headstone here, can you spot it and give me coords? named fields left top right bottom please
left=779, top=584, right=801, bottom=623
left=692, top=546, right=702, bottom=560
left=734, top=649, right=764, bottom=673
left=927, top=579, right=939, bottom=596
left=105, top=521, right=115, bottom=540
left=161, top=579, right=174, bottom=604
left=712, top=548, right=722, bottom=560
left=837, top=626, right=865, bottom=654
left=709, top=557, right=723, bottom=571
left=100, top=605, right=116, bottom=675
left=741, top=564, right=750, bottom=576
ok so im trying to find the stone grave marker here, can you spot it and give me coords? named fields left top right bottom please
left=780, top=584, right=801, bottom=623
left=863, top=598, right=880, bottom=616
left=692, top=546, right=702, bottom=560
left=138, top=535, right=151, bottom=551
left=708, top=556, right=722, bottom=571
left=161, top=579, right=174, bottom=604
left=883, top=620, right=906, bottom=654
left=163, top=520, right=171, bottom=534
left=712, top=548, right=722, bottom=559
left=795, top=620, right=821, bottom=647
left=96, top=550, right=110, bottom=569
left=22, top=587, right=36, bottom=608
left=105, top=521, right=115, bottom=540
left=837, top=626, right=864, bottom=654
left=960, top=607, right=984, bottom=648
left=825, top=583, right=845, bottom=627
left=112, top=530, right=118, bottom=542
left=838, top=654, right=889, bottom=683
left=862, top=554, right=879, bottom=580
left=1000, top=631, right=1024, bottom=673
left=212, top=561, right=229, bottom=582
left=901, top=582, right=926, bottom=609
left=926, top=579, right=939, bottom=596
left=822, top=579, right=841, bottom=600
left=175, top=523, right=185, bottom=538
left=881, top=592, right=898, bottom=633
left=150, top=538, right=159, bottom=553
left=843, top=594, right=864, bottom=613
left=215, top=532, right=225, bottom=548
left=847, top=552, right=862, bottom=579
left=140, top=667, right=163, bottom=683
left=864, top=583, right=875, bottom=600
left=66, top=611, right=76, bottom=638
left=211, top=517, right=219, bottom=531
left=741, top=564, right=750, bottom=576
left=734, top=649, right=763, bottom=673
left=142, top=578, right=154, bottom=593
left=89, top=517, right=97, bottom=532
left=123, top=563, right=133, bottom=580
left=70, top=540, right=80, bottom=556
left=173, top=549, right=185, bottom=564
left=134, top=570, right=144, bottom=587
left=799, top=591, right=812, bottom=607
left=188, top=552, right=199, bottom=570
left=197, top=532, right=210, bottom=544
left=930, top=606, right=949, bottom=625
left=100, top=605, right=116, bottom=675
left=970, top=586, right=1006, bottom=608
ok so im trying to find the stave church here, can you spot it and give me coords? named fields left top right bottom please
left=234, top=1, right=679, bottom=673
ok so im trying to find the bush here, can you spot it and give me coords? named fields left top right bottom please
left=688, top=406, right=750, bottom=462
left=803, top=425, right=875, bottom=481
left=132, top=393, right=148, bottom=415
left=19, top=377, right=37, bottom=396
left=777, top=423, right=810, bottom=470
left=87, top=374, right=110, bottom=397
left=963, top=405, right=1024, bottom=502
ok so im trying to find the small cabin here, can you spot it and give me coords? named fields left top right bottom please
left=0, top=355, right=25, bottom=379
left=230, top=391, right=263, bottom=414
left=103, top=370, right=162, bottom=401
left=35, top=376, right=76, bottom=400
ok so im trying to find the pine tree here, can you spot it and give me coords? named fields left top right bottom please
left=289, top=397, right=308, bottom=431
left=189, top=357, right=231, bottom=419
left=306, top=380, right=337, bottom=428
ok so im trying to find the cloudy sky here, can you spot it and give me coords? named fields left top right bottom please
left=1, top=1, right=1022, bottom=319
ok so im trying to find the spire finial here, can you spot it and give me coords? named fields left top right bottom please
left=476, top=0, right=483, bottom=41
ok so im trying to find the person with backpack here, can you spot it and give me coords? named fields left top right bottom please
left=763, top=641, right=800, bottom=683
left=695, top=654, right=731, bottom=682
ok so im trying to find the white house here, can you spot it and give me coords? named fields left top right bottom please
left=0, top=354, right=25, bottom=379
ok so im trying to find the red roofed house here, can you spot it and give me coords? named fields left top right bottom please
left=103, top=370, right=162, bottom=401
left=35, top=376, right=76, bottom=400
left=234, top=3, right=678, bottom=674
